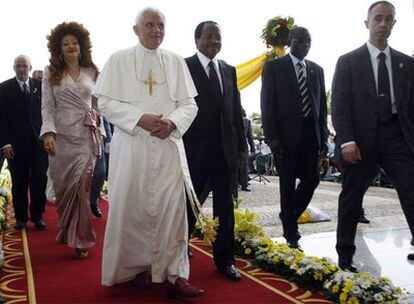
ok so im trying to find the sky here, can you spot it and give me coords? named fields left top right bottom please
left=1, top=0, right=413, bottom=115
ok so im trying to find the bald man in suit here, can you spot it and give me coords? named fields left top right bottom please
left=332, top=1, right=414, bottom=270
left=0, top=55, right=48, bottom=230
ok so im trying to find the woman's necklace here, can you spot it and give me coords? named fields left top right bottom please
left=67, top=67, right=81, bottom=84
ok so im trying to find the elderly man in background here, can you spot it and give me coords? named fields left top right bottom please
left=0, top=55, right=48, bottom=230
left=93, top=7, right=204, bottom=299
left=32, top=70, right=43, bottom=80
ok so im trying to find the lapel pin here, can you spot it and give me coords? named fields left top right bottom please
left=33, top=87, right=38, bottom=94
left=399, top=62, right=404, bottom=69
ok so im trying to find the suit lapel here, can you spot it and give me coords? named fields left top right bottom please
left=29, top=78, right=34, bottom=102
left=305, top=60, right=317, bottom=106
left=283, top=55, right=299, bottom=92
left=12, top=78, right=22, bottom=95
left=390, top=48, right=405, bottom=110
left=358, top=45, right=377, bottom=100
left=192, top=55, right=210, bottom=84
left=218, top=60, right=228, bottom=98
left=12, top=78, right=28, bottom=104
left=193, top=55, right=221, bottom=99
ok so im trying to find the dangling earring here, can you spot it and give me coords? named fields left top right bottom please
left=59, top=54, right=65, bottom=64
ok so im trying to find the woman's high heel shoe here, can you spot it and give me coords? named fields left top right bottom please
left=75, top=248, right=88, bottom=259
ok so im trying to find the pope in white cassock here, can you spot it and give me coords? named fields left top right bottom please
left=93, top=7, right=204, bottom=299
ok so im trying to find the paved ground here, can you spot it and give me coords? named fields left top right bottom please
left=202, top=175, right=405, bottom=239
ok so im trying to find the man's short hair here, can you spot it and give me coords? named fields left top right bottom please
left=367, top=1, right=395, bottom=18
left=287, top=26, right=309, bottom=45
left=14, top=55, right=31, bottom=66
left=135, top=7, right=165, bottom=26
left=32, top=70, right=43, bottom=79
left=194, top=21, right=219, bottom=40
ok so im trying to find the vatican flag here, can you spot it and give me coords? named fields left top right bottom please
left=298, top=204, right=331, bottom=224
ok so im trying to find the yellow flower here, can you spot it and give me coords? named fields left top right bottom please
left=339, top=292, right=348, bottom=303
left=203, top=216, right=219, bottom=246
left=244, top=248, right=252, bottom=255
left=331, top=285, right=340, bottom=293
left=343, top=280, right=354, bottom=292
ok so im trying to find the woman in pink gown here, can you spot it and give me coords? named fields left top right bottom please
left=40, top=22, right=100, bottom=259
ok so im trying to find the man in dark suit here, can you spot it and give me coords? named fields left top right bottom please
left=184, top=21, right=246, bottom=281
left=90, top=116, right=112, bottom=218
left=239, top=108, right=255, bottom=192
left=332, top=1, right=414, bottom=270
left=0, top=55, right=48, bottom=230
left=261, top=27, right=328, bottom=250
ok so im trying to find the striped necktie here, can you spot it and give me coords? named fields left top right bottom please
left=297, top=62, right=312, bottom=117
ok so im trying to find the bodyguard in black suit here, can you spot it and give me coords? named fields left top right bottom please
left=332, top=1, right=414, bottom=271
left=0, top=55, right=48, bottom=230
left=184, top=21, right=246, bottom=281
left=239, top=108, right=255, bottom=192
left=261, top=27, right=328, bottom=250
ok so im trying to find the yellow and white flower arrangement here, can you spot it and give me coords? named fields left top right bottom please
left=196, top=203, right=409, bottom=303
left=1, top=162, right=12, bottom=269
left=0, top=164, right=12, bottom=233
left=234, top=210, right=409, bottom=303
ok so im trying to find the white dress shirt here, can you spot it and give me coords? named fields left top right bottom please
left=15, top=77, right=30, bottom=92
left=366, top=41, right=396, bottom=113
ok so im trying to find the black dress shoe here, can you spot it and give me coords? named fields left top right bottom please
left=14, top=221, right=26, bottom=230
left=408, top=253, right=414, bottom=261
left=34, top=218, right=46, bottom=230
left=218, top=265, right=242, bottom=281
left=241, top=187, right=251, bottom=192
left=358, top=208, right=370, bottom=224
left=338, top=261, right=358, bottom=273
left=358, top=215, right=370, bottom=224
left=91, top=204, right=102, bottom=218
left=287, top=240, right=303, bottom=251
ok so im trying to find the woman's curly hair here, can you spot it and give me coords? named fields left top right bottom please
left=46, top=22, right=99, bottom=86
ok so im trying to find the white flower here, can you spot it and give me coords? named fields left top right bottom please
left=374, top=293, right=384, bottom=301
left=350, top=285, right=362, bottom=295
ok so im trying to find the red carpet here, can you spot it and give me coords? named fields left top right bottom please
left=1, top=200, right=331, bottom=303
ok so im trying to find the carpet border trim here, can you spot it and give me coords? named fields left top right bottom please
left=190, top=242, right=304, bottom=304
left=21, top=229, right=36, bottom=304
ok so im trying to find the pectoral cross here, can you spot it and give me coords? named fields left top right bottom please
left=144, top=70, right=156, bottom=95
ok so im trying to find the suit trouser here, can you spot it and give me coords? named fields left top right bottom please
left=0, top=154, right=5, bottom=171
left=187, top=167, right=236, bottom=269
left=336, top=116, right=414, bottom=263
left=8, top=148, right=48, bottom=223
left=90, top=143, right=106, bottom=206
left=277, top=117, right=320, bottom=242
left=238, top=154, right=250, bottom=189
